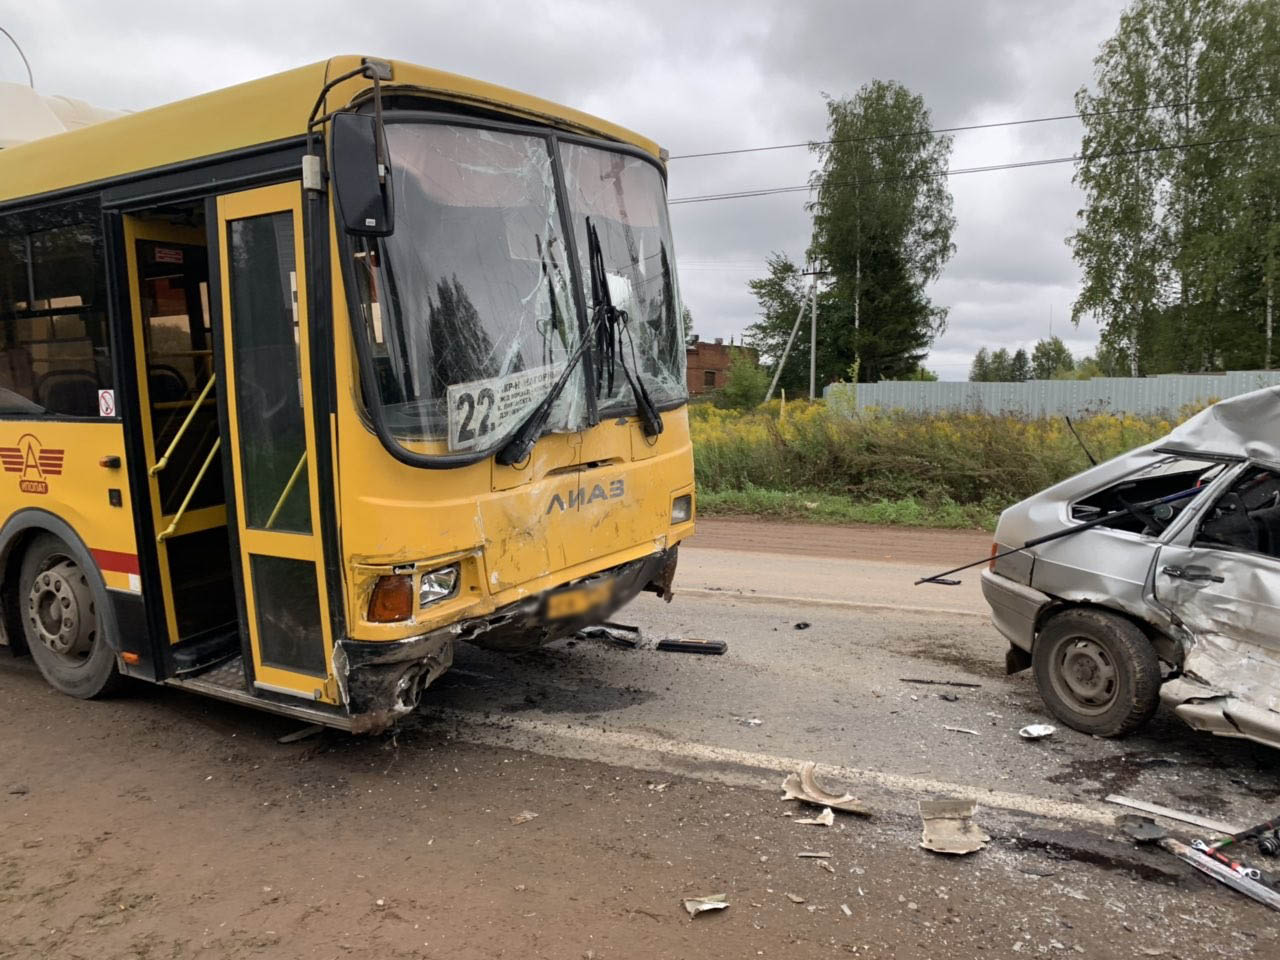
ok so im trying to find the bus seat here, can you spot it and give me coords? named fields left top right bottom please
left=36, top=370, right=100, bottom=417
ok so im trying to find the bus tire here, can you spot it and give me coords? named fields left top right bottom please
left=18, top=532, right=126, bottom=699
left=1032, top=607, right=1160, bottom=738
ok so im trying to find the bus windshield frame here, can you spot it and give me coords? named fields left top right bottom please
left=339, top=112, right=688, bottom=469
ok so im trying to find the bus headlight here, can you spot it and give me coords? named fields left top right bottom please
left=420, top=564, right=460, bottom=607
left=671, top=494, right=692, bottom=524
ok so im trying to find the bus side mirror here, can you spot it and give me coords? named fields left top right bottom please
left=331, top=112, right=395, bottom=237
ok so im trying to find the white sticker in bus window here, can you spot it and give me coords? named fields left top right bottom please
left=98, top=389, right=115, bottom=417
left=446, top=363, right=562, bottom=452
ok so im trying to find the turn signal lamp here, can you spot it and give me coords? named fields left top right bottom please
left=368, top=574, right=413, bottom=622
left=419, top=564, right=460, bottom=607
left=988, top=543, right=999, bottom=571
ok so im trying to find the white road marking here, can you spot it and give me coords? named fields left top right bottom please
left=677, top=586, right=989, bottom=620
left=428, top=708, right=1115, bottom=827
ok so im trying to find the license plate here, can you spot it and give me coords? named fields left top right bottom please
left=546, top=580, right=613, bottom=619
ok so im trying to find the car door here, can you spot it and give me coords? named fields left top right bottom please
left=1153, top=462, right=1280, bottom=710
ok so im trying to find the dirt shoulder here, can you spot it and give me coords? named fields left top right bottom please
left=3, top=659, right=1277, bottom=960
left=688, top=517, right=993, bottom=567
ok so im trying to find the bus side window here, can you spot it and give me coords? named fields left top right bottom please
left=0, top=205, right=111, bottom=418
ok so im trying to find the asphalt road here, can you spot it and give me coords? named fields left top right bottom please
left=427, top=521, right=1280, bottom=831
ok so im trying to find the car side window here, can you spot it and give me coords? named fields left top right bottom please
left=1196, top=466, right=1280, bottom=560
left=1070, top=456, right=1222, bottom=536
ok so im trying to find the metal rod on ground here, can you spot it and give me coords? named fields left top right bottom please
left=914, top=484, right=1204, bottom=586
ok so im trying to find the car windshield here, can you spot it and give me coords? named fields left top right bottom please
left=350, top=121, right=686, bottom=459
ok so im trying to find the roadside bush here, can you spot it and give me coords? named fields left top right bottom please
left=690, top=403, right=1182, bottom=525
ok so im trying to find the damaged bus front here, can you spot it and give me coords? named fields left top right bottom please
left=981, top=387, right=1280, bottom=750
left=323, top=69, right=694, bottom=728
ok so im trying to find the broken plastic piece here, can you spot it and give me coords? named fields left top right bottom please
left=794, top=622, right=811, bottom=630
left=795, top=807, right=835, bottom=827
left=509, top=810, right=539, bottom=825
left=781, top=762, right=869, bottom=815
left=577, top=622, right=642, bottom=649
left=943, top=725, right=980, bottom=736
left=919, top=799, right=990, bottom=856
left=785, top=893, right=806, bottom=904
left=796, top=851, right=833, bottom=858
left=1018, top=724, right=1056, bottom=740
left=682, top=893, right=729, bottom=918
left=1117, top=815, right=1169, bottom=844
left=656, top=637, right=727, bottom=655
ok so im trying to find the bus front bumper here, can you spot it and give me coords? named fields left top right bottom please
left=334, top=546, right=678, bottom=733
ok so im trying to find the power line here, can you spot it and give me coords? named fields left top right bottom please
left=667, top=93, right=1272, bottom=161
left=668, top=131, right=1280, bottom=205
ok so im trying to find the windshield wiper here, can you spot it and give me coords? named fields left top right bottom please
left=586, top=220, right=663, bottom=439
left=494, top=218, right=662, bottom=466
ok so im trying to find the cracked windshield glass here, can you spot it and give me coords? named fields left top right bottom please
left=353, top=123, right=582, bottom=454
left=559, top=143, right=687, bottom=415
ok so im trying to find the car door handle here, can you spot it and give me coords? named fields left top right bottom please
left=1162, top=564, right=1225, bottom=583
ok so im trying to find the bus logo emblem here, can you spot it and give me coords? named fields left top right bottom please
left=0, top=434, right=64, bottom=495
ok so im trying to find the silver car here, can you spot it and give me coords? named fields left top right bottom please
left=981, top=386, right=1280, bottom=750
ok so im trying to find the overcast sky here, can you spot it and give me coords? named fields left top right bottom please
left=2, top=0, right=1128, bottom=379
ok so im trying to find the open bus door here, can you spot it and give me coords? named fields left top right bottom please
left=213, top=183, right=338, bottom=705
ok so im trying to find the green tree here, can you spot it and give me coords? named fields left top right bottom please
left=805, top=80, right=956, bottom=382
left=1070, top=0, right=1276, bottom=374
left=1031, top=336, right=1075, bottom=379
left=895, top=365, right=938, bottom=381
left=717, top=349, right=770, bottom=410
left=1009, top=348, right=1031, bottom=382
left=969, top=347, right=992, bottom=382
left=988, top=348, right=1013, bottom=381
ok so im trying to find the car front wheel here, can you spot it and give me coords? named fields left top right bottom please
left=1032, top=607, right=1161, bottom=737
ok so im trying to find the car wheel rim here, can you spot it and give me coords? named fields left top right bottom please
left=26, top=556, right=96, bottom=663
left=1050, top=636, right=1118, bottom=716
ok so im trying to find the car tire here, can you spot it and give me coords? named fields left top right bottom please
left=1032, top=607, right=1160, bottom=738
left=19, top=532, right=126, bottom=699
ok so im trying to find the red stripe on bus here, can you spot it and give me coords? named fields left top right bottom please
left=91, top=549, right=140, bottom=576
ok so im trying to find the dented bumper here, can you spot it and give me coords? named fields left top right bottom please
left=336, top=547, right=677, bottom=732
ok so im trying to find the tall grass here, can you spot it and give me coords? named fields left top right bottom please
left=690, top=401, right=1183, bottom=527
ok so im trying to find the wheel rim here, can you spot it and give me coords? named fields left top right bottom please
left=1048, top=635, right=1118, bottom=717
left=26, top=556, right=96, bottom=664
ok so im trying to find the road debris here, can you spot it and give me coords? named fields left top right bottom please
left=796, top=851, right=833, bottom=859
left=781, top=762, right=869, bottom=815
left=942, top=725, right=980, bottom=736
left=648, top=782, right=670, bottom=793
left=919, top=799, right=990, bottom=855
left=682, top=893, right=729, bottom=918
left=840, top=903, right=852, bottom=916
left=7, top=783, right=29, bottom=795
left=938, top=692, right=960, bottom=702
left=785, top=893, right=806, bottom=904
left=731, top=716, right=763, bottom=727
left=1105, top=795, right=1242, bottom=835
left=655, top=637, right=728, bottom=655
left=277, top=723, right=325, bottom=744
left=1117, top=815, right=1169, bottom=844
left=794, top=621, right=811, bottom=630
left=1157, top=836, right=1280, bottom=912
left=899, top=677, right=982, bottom=689
left=1018, top=724, right=1056, bottom=740
left=816, top=859, right=835, bottom=874
left=509, top=810, right=539, bottom=825
left=576, top=622, right=643, bottom=649
left=795, top=807, right=835, bottom=827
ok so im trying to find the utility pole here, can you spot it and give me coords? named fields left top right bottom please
left=764, top=272, right=820, bottom=404
left=801, top=266, right=826, bottom=400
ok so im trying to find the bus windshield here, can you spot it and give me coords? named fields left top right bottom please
left=351, top=120, right=686, bottom=459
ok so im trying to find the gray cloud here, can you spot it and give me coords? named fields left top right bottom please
left=2, top=0, right=1129, bottom=379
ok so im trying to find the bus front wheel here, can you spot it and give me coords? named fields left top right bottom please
left=19, top=533, right=125, bottom=699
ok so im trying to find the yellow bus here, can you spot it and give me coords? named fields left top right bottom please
left=0, top=56, right=694, bottom=731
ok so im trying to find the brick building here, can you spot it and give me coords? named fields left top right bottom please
left=686, top=336, right=759, bottom=396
